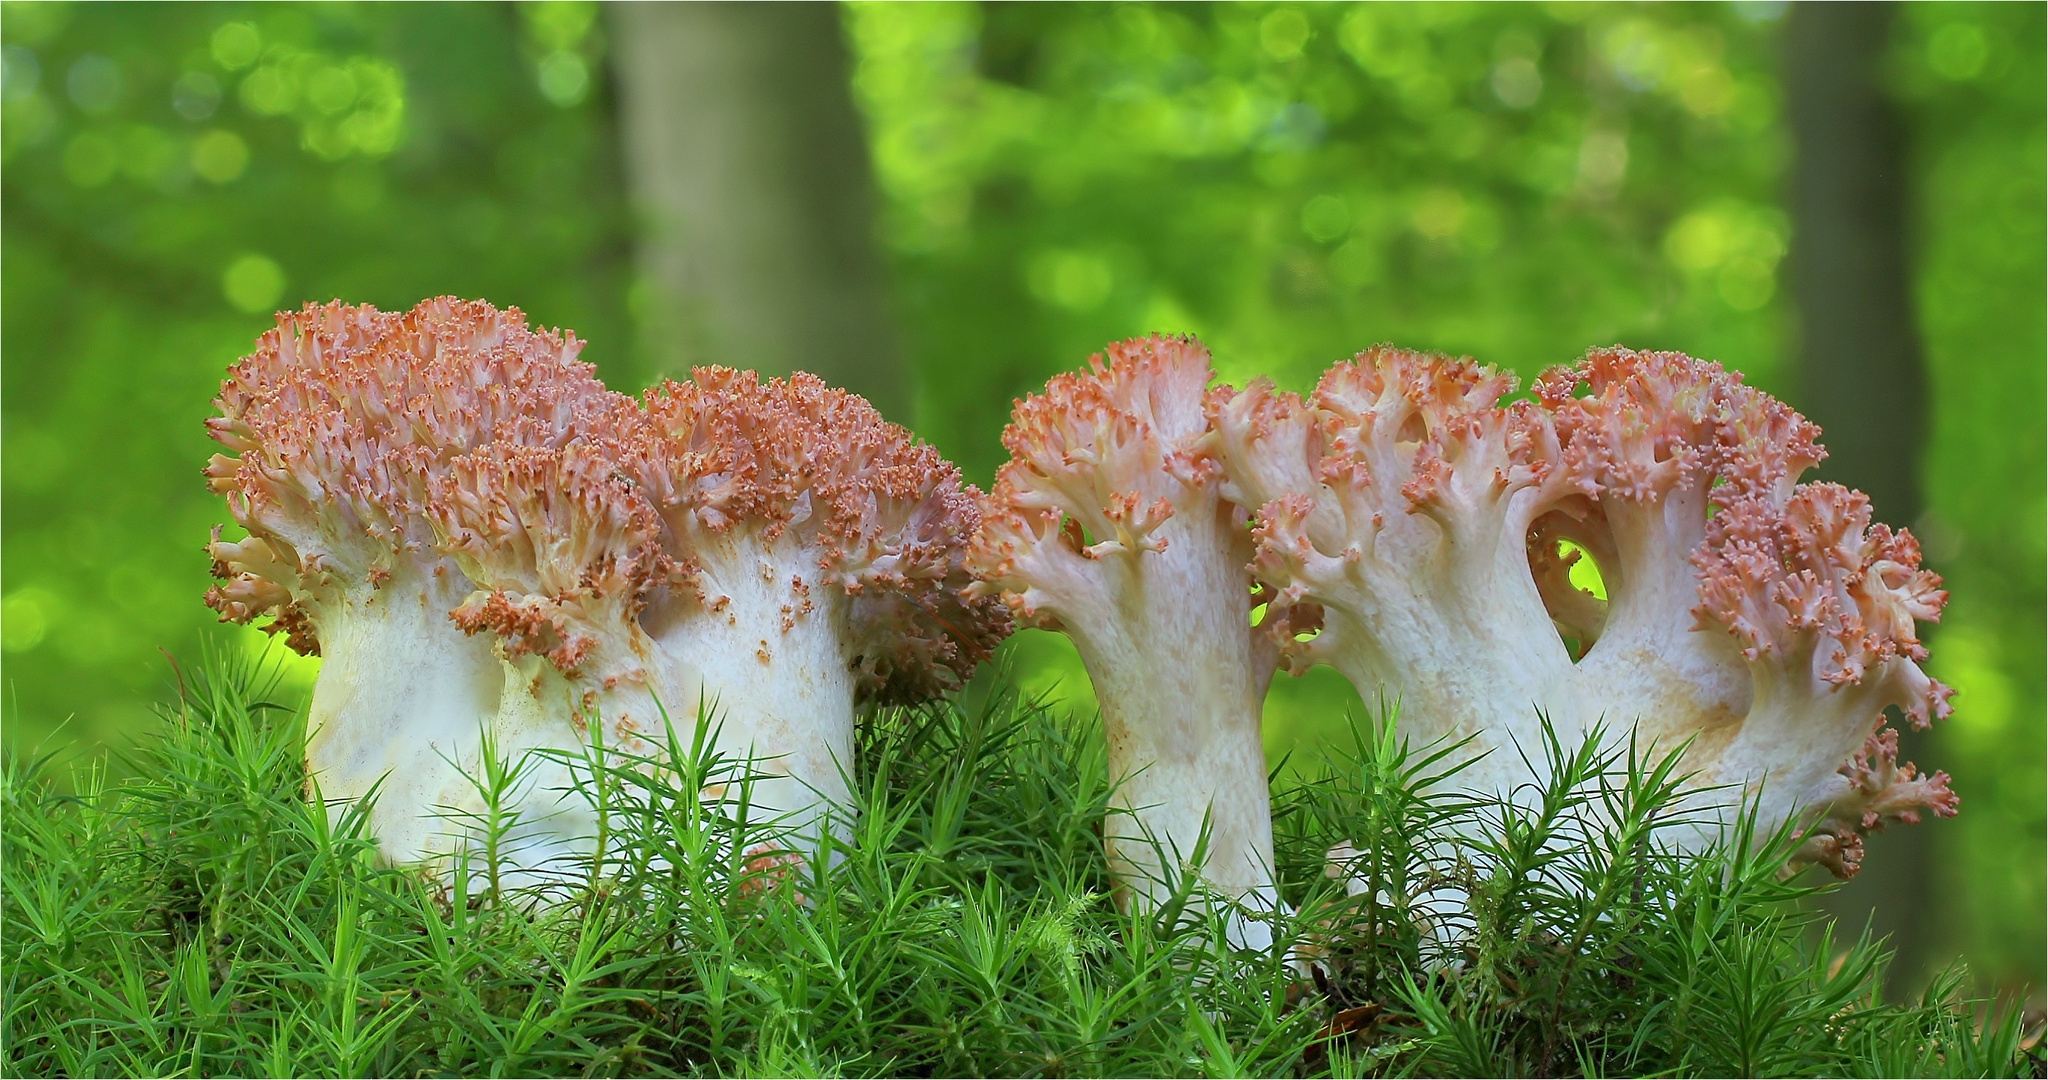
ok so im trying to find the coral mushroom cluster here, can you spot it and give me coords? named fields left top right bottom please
left=206, top=298, right=1005, bottom=883
left=971, top=337, right=1956, bottom=929
left=204, top=299, right=1955, bottom=930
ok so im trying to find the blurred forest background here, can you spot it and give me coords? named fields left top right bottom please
left=1, top=2, right=2040, bottom=998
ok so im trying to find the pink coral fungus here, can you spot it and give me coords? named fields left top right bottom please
left=969, top=336, right=1301, bottom=946
left=205, top=299, right=1003, bottom=880
left=206, top=298, right=622, bottom=871
left=1220, top=344, right=1953, bottom=873
left=995, top=337, right=1954, bottom=892
left=617, top=367, right=1004, bottom=844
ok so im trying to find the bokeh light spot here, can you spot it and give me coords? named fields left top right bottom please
left=222, top=253, right=286, bottom=314
left=191, top=129, right=250, bottom=183
left=538, top=52, right=590, bottom=107
left=120, top=124, right=179, bottom=186
left=238, top=66, right=294, bottom=115
left=1026, top=249, right=1114, bottom=310
left=212, top=22, right=262, bottom=70
left=67, top=54, right=120, bottom=113
left=1300, top=194, right=1351, bottom=242
left=1411, top=188, right=1466, bottom=239
left=3, top=588, right=55, bottom=653
left=306, top=66, right=358, bottom=115
left=1492, top=58, right=1542, bottom=108
left=1576, top=129, right=1629, bottom=197
left=172, top=70, right=222, bottom=121
left=2, top=46, right=42, bottom=102
left=1260, top=9, right=1311, bottom=61
left=61, top=131, right=119, bottom=186
left=1928, top=23, right=1988, bottom=81
left=1716, top=258, right=1776, bottom=310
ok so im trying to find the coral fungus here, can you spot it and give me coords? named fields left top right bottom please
left=205, top=299, right=1004, bottom=880
left=486, top=366, right=1006, bottom=848
left=992, top=338, right=1953, bottom=886
left=206, top=298, right=621, bottom=871
left=969, top=336, right=1300, bottom=945
left=1221, top=344, right=1953, bottom=872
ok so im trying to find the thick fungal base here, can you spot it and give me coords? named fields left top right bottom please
left=1068, top=510, right=1282, bottom=950
left=648, top=532, right=859, bottom=853
left=304, top=581, right=521, bottom=864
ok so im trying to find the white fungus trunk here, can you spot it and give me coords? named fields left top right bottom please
left=306, top=574, right=609, bottom=889
left=302, top=574, right=517, bottom=865
left=1063, top=501, right=1279, bottom=949
left=647, top=530, right=859, bottom=852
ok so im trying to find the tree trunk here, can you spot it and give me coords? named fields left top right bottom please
left=1785, top=0, right=1936, bottom=988
left=609, top=3, right=904, bottom=417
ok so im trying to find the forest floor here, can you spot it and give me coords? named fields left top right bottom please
left=3, top=654, right=2040, bottom=1078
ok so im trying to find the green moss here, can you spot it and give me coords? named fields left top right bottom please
left=2, top=653, right=2034, bottom=1077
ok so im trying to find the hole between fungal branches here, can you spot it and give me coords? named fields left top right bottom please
left=1395, top=412, right=1429, bottom=444
left=1706, top=474, right=1744, bottom=516
left=1560, top=538, right=1607, bottom=600
left=1553, top=537, right=1606, bottom=663
left=1249, top=585, right=1322, bottom=641
left=1060, top=513, right=1098, bottom=551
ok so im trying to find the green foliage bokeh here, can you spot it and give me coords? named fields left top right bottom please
left=1, top=0, right=2040, bottom=993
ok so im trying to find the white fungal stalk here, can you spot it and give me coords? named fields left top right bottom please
left=643, top=529, right=861, bottom=842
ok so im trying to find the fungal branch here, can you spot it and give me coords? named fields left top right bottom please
left=1209, top=350, right=1578, bottom=774
left=969, top=336, right=1293, bottom=948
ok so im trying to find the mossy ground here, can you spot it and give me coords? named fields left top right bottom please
left=3, top=652, right=2038, bottom=1078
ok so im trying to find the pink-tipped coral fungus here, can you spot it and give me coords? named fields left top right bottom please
left=968, top=337, right=1306, bottom=946
left=206, top=298, right=622, bottom=871
left=205, top=300, right=1005, bottom=881
left=992, top=338, right=1954, bottom=892
left=442, top=367, right=1006, bottom=850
